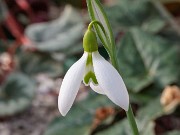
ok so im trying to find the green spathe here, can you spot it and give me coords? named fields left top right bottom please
left=83, top=29, right=98, bottom=52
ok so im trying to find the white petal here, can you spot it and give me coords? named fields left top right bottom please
left=92, top=51, right=129, bottom=111
left=90, top=83, right=105, bottom=95
left=58, top=52, right=88, bottom=116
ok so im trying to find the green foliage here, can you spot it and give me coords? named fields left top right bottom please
left=25, top=5, right=84, bottom=53
left=96, top=97, right=164, bottom=135
left=18, top=51, right=63, bottom=77
left=106, top=0, right=166, bottom=33
left=137, top=97, right=164, bottom=133
left=96, top=119, right=131, bottom=135
left=0, top=73, right=35, bottom=117
left=44, top=105, right=92, bottom=135
left=44, top=93, right=114, bottom=135
left=117, top=28, right=180, bottom=92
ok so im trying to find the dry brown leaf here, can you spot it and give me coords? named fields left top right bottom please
left=91, top=107, right=115, bottom=130
left=160, top=85, right=180, bottom=113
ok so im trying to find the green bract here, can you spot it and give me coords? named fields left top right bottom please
left=83, top=29, right=98, bottom=52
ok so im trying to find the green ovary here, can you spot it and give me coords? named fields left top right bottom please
left=84, top=71, right=98, bottom=85
left=83, top=29, right=98, bottom=53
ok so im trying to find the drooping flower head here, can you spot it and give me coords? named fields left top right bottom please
left=58, top=28, right=129, bottom=116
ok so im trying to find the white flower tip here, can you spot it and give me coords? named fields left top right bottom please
left=125, top=105, right=129, bottom=112
left=120, top=88, right=129, bottom=111
left=58, top=99, right=69, bottom=116
left=122, top=91, right=129, bottom=111
left=114, top=91, right=129, bottom=111
left=122, top=99, right=129, bottom=112
left=58, top=94, right=72, bottom=117
left=59, top=110, right=67, bottom=117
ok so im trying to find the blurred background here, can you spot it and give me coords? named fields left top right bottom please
left=0, top=0, right=180, bottom=135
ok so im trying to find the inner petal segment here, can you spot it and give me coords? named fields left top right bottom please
left=90, top=83, right=105, bottom=95
left=84, top=71, right=98, bottom=86
left=83, top=52, right=98, bottom=86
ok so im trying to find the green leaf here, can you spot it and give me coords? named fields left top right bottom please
left=86, top=0, right=115, bottom=48
left=136, top=97, right=166, bottom=135
left=97, top=120, right=156, bottom=135
left=18, top=51, right=63, bottom=77
left=34, top=24, right=84, bottom=52
left=0, top=73, right=35, bottom=117
left=44, top=105, right=92, bottom=135
left=63, top=56, right=81, bottom=73
left=117, top=28, right=180, bottom=92
left=65, top=42, right=83, bottom=56
left=141, top=16, right=165, bottom=33
left=25, top=5, right=84, bottom=52
left=141, top=122, right=156, bottom=135
left=96, top=119, right=131, bottom=135
left=106, top=0, right=166, bottom=33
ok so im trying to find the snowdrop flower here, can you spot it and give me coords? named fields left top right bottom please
left=58, top=29, right=129, bottom=116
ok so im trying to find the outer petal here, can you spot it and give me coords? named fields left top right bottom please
left=92, top=51, right=129, bottom=111
left=90, top=83, right=105, bottom=95
left=58, top=52, right=88, bottom=116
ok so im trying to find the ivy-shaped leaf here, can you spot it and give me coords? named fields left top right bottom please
left=117, top=28, right=180, bottom=92
left=25, top=5, right=84, bottom=52
left=0, top=73, right=35, bottom=117
left=105, top=0, right=166, bottom=33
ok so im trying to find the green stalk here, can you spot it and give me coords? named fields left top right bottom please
left=126, top=106, right=139, bottom=135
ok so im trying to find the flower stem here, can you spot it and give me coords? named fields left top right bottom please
left=126, top=106, right=139, bottom=135
left=88, top=20, right=103, bottom=30
left=88, top=21, right=111, bottom=53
